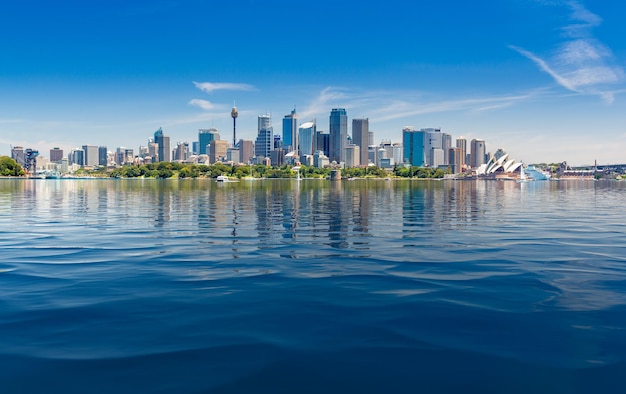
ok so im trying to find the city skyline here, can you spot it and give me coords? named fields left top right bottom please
left=1, top=1, right=625, bottom=165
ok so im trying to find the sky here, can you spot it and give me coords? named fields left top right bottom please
left=1, top=0, right=625, bottom=165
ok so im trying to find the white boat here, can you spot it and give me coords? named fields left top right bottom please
left=215, top=175, right=230, bottom=182
left=525, top=165, right=551, bottom=181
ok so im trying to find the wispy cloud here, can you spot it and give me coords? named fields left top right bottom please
left=192, top=81, right=256, bottom=94
left=188, top=99, right=216, bottom=111
left=298, top=87, right=539, bottom=127
left=512, top=1, right=624, bottom=103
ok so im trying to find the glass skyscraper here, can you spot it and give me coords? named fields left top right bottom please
left=198, top=128, right=219, bottom=155
left=282, top=108, right=298, bottom=154
left=329, top=108, right=347, bottom=163
left=352, top=118, right=369, bottom=166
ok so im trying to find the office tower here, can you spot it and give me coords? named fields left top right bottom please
left=448, top=147, right=463, bottom=174
left=198, top=128, right=219, bottom=155
left=70, top=148, right=85, bottom=166
left=209, top=140, right=228, bottom=164
left=470, top=139, right=486, bottom=167
left=236, top=139, right=254, bottom=164
left=282, top=108, right=298, bottom=153
left=82, top=145, right=99, bottom=167
left=270, top=149, right=284, bottom=166
left=116, top=147, right=133, bottom=165
left=173, top=142, right=188, bottom=162
left=231, top=106, right=238, bottom=147
left=273, top=134, right=282, bottom=150
left=329, top=108, right=347, bottom=163
left=402, top=127, right=425, bottom=166
left=98, top=146, right=108, bottom=166
left=352, top=118, right=369, bottom=166
left=456, top=137, right=467, bottom=168
left=154, top=127, right=171, bottom=162
left=49, top=147, right=63, bottom=163
left=255, top=114, right=272, bottom=158
left=344, top=144, right=360, bottom=168
left=226, top=147, right=240, bottom=163
left=316, top=131, right=330, bottom=157
left=393, top=143, right=403, bottom=166
left=368, top=131, right=374, bottom=146
left=423, top=128, right=442, bottom=167
left=441, top=133, right=452, bottom=165
left=298, top=121, right=316, bottom=156
left=11, top=146, right=25, bottom=167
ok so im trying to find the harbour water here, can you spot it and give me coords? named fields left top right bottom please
left=1, top=178, right=626, bottom=393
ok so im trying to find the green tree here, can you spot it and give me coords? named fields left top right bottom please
left=0, top=156, right=25, bottom=176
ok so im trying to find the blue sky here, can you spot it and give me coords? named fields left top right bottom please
left=1, top=0, right=625, bottom=165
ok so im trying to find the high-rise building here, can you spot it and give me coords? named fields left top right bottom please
left=448, top=147, right=463, bottom=174
left=69, top=148, right=85, bottom=167
left=116, top=147, right=133, bottom=165
left=154, top=127, right=171, bottom=162
left=329, top=108, right=347, bottom=163
left=402, top=127, right=425, bottom=166
left=82, top=145, right=99, bottom=167
left=352, top=118, right=369, bottom=166
left=199, top=128, right=219, bottom=155
left=255, top=114, right=272, bottom=158
left=49, top=147, right=63, bottom=163
left=298, top=121, right=316, bottom=156
left=147, top=138, right=158, bottom=162
left=98, top=146, right=108, bottom=166
left=423, top=128, right=442, bottom=167
left=456, top=137, right=467, bottom=168
left=173, top=142, right=189, bottom=162
left=344, top=144, right=360, bottom=168
left=470, top=139, right=486, bottom=168
left=237, top=140, right=254, bottom=163
left=282, top=108, right=298, bottom=153
left=11, top=146, right=25, bottom=167
left=209, top=140, right=228, bottom=164
left=236, top=139, right=254, bottom=164
left=316, top=132, right=330, bottom=157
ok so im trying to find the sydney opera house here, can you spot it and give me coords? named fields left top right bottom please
left=475, top=153, right=523, bottom=179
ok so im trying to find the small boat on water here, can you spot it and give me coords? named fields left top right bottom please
left=216, top=175, right=230, bottom=182
left=525, top=165, right=551, bottom=181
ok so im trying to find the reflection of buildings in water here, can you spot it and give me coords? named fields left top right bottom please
left=328, top=181, right=348, bottom=249
left=401, top=183, right=426, bottom=238
left=154, top=186, right=171, bottom=227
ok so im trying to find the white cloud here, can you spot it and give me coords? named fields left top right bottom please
left=192, top=81, right=255, bottom=93
left=512, top=1, right=624, bottom=103
left=188, top=99, right=216, bottom=111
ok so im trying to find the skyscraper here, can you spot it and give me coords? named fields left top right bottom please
left=98, top=146, right=108, bottom=166
left=11, top=146, right=25, bottom=167
left=236, top=139, right=254, bottom=164
left=448, top=147, right=463, bottom=174
left=402, top=127, right=425, bottom=166
left=198, top=128, right=219, bottom=155
left=282, top=108, right=298, bottom=153
left=209, top=140, right=228, bottom=164
left=255, top=114, right=272, bottom=158
left=352, top=118, right=369, bottom=166
left=154, top=127, right=171, bottom=163
left=456, top=137, right=467, bottom=168
left=329, top=108, right=347, bottom=163
left=298, top=121, right=316, bottom=156
left=82, top=145, right=99, bottom=167
left=49, top=147, right=63, bottom=163
left=470, top=139, right=486, bottom=168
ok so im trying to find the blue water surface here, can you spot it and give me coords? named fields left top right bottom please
left=1, top=178, right=626, bottom=393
